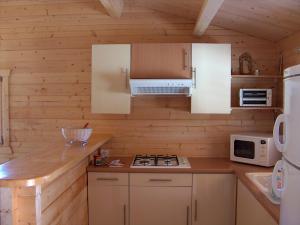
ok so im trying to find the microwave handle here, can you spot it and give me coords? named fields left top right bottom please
left=273, top=114, right=286, bottom=152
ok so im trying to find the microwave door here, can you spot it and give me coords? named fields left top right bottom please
left=234, top=140, right=255, bottom=159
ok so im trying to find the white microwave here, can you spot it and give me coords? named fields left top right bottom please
left=230, top=133, right=281, bottom=167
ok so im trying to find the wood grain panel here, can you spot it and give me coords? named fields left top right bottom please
left=41, top=174, right=87, bottom=225
left=278, top=31, right=300, bottom=69
left=0, top=157, right=90, bottom=225
left=132, top=0, right=300, bottom=41
left=41, top=159, right=88, bottom=211
left=0, top=0, right=280, bottom=159
left=131, top=43, right=192, bottom=79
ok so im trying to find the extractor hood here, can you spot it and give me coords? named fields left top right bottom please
left=130, top=79, right=193, bottom=96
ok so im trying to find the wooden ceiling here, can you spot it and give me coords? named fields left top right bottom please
left=126, top=0, right=300, bottom=41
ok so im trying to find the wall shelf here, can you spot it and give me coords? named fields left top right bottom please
left=231, top=106, right=283, bottom=111
left=231, top=75, right=282, bottom=79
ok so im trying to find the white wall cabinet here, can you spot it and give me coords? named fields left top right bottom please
left=236, top=179, right=278, bottom=225
left=88, top=172, right=129, bottom=225
left=191, top=44, right=231, bottom=114
left=130, top=173, right=192, bottom=225
left=92, top=44, right=131, bottom=114
left=192, top=174, right=236, bottom=225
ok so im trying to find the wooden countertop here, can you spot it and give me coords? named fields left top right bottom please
left=0, top=134, right=112, bottom=187
left=88, top=157, right=280, bottom=223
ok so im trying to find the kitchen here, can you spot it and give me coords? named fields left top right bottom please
left=0, top=0, right=299, bottom=225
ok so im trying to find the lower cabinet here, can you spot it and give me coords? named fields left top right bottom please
left=88, top=173, right=277, bottom=225
left=192, top=174, right=236, bottom=225
left=88, top=172, right=129, bottom=225
left=130, top=173, right=192, bottom=225
left=236, top=179, right=278, bottom=225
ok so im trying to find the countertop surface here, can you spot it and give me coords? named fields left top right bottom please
left=0, top=134, right=112, bottom=187
left=88, top=157, right=280, bottom=223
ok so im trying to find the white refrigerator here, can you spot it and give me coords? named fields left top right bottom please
left=272, top=64, right=300, bottom=225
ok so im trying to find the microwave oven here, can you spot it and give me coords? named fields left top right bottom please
left=239, top=89, right=272, bottom=106
left=230, top=133, right=281, bottom=167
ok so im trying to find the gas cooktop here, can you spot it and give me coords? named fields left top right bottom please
left=131, top=155, right=191, bottom=168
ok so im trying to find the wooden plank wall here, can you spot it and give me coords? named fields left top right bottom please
left=0, top=0, right=280, bottom=158
left=278, top=31, right=300, bottom=69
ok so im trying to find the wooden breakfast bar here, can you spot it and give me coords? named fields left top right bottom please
left=0, top=134, right=112, bottom=225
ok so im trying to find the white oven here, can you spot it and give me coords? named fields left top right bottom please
left=230, top=133, right=281, bottom=167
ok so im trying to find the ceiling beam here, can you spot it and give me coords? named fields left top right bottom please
left=99, top=0, right=124, bottom=18
left=194, top=0, right=224, bottom=36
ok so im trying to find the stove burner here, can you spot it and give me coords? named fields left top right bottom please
left=139, top=159, right=151, bottom=165
left=132, top=155, right=180, bottom=167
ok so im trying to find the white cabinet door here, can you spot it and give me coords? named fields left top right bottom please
left=236, top=179, right=278, bottom=225
left=191, top=44, right=231, bottom=114
left=130, top=186, right=192, bottom=225
left=88, top=173, right=129, bottom=225
left=192, top=174, right=236, bottom=225
left=130, top=173, right=192, bottom=225
left=92, top=44, right=131, bottom=114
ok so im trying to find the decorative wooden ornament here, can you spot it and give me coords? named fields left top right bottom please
left=239, top=52, right=253, bottom=75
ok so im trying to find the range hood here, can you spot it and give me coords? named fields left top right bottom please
left=130, top=79, right=193, bottom=96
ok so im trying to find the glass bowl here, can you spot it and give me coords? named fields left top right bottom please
left=61, top=127, right=93, bottom=146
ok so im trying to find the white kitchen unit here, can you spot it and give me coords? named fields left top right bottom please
left=88, top=173, right=129, bottom=225
left=272, top=64, right=300, bottom=225
left=191, top=44, right=231, bottom=114
left=236, top=180, right=277, bottom=225
left=91, top=44, right=131, bottom=114
left=192, top=174, right=236, bottom=225
left=130, top=173, right=192, bottom=225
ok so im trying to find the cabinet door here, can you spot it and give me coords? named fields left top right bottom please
left=192, top=174, right=236, bottom=225
left=92, top=44, right=131, bottom=114
left=236, top=180, right=278, bottom=225
left=131, top=43, right=192, bottom=79
left=130, top=186, right=192, bottom=225
left=88, top=173, right=129, bottom=225
left=191, top=44, right=231, bottom=114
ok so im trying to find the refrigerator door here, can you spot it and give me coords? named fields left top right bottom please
left=277, top=158, right=300, bottom=225
left=273, top=68, right=300, bottom=167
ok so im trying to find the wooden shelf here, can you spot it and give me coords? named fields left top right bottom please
left=231, top=106, right=283, bottom=111
left=231, top=75, right=282, bottom=79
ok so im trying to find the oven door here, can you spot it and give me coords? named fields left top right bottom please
left=230, top=136, right=261, bottom=165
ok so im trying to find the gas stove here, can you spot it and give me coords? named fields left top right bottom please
left=131, top=155, right=191, bottom=168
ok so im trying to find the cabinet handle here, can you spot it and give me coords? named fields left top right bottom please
left=183, top=50, right=188, bottom=70
left=149, top=178, right=172, bottom=182
left=125, top=68, right=129, bottom=89
left=96, top=177, right=119, bottom=181
left=194, top=200, right=198, bottom=221
left=192, top=68, right=197, bottom=88
left=123, top=204, right=126, bottom=225
left=186, top=206, right=190, bottom=225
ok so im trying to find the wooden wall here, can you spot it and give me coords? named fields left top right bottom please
left=278, top=31, right=300, bottom=69
left=0, top=0, right=280, bottom=158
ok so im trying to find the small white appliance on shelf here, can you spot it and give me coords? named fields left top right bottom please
left=272, top=64, right=300, bottom=225
left=130, top=155, right=191, bottom=168
left=230, top=133, right=281, bottom=167
left=239, top=88, right=272, bottom=106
